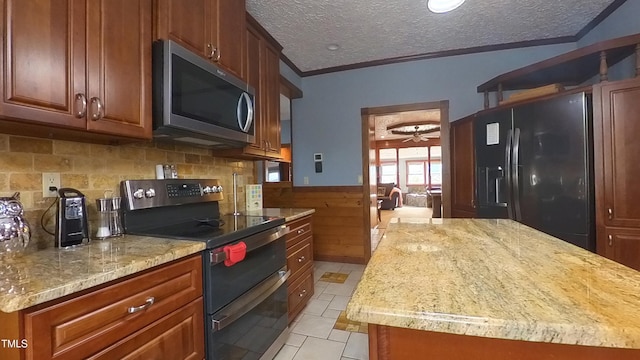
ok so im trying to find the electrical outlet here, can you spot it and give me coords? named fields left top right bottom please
left=358, top=175, right=363, bottom=184
left=42, top=173, right=61, bottom=198
left=303, top=176, right=309, bottom=185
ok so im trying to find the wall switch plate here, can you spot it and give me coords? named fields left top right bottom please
left=42, top=173, right=61, bottom=197
left=358, top=175, right=363, bottom=184
left=303, top=176, right=309, bottom=185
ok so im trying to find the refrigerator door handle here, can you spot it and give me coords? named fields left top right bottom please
left=505, top=129, right=514, bottom=220
left=512, top=128, right=522, bottom=221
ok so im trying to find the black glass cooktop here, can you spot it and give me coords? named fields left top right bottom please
left=128, top=214, right=284, bottom=249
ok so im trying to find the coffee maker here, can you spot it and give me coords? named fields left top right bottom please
left=55, top=188, right=89, bottom=247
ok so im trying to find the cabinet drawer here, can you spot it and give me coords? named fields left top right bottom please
left=286, top=216, right=312, bottom=248
left=87, top=297, right=205, bottom=360
left=24, top=255, right=203, bottom=360
left=287, top=270, right=314, bottom=322
left=287, top=236, right=313, bottom=279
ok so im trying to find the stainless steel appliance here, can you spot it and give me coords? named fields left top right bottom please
left=121, top=179, right=289, bottom=360
left=55, top=188, right=89, bottom=248
left=152, top=40, right=255, bottom=148
left=475, top=91, right=595, bottom=251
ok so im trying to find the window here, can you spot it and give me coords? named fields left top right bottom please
left=407, top=161, right=427, bottom=185
left=380, top=162, right=397, bottom=184
left=429, top=161, right=442, bottom=187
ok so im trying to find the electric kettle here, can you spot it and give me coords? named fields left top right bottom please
left=0, top=192, right=31, bottom=254
left=55, top=188, right=89, bottom=248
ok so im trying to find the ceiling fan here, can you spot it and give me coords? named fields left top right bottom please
left=391, top=125, right=440, bottom=142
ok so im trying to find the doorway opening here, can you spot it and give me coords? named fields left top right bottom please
left=360, top=101, right=450, bottom=260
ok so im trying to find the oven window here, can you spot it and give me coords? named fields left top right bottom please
left=208, top=280, right=287, bottom=359
left=205, top=237, right=285, bottom=314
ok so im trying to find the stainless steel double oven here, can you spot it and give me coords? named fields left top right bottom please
left=122, top=179, right=289, bottom=359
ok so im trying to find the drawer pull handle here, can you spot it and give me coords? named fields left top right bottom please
left=607, top=207, right=613, bottom=220
left=608, top=234, right=613, bottom=246
left=297, top=229, right=305, bottom=234
left=299, top=289, right=306, bottom=297
left=128, top=297, right=155, bottom=314
left=298, top=256, right=306, bottom=263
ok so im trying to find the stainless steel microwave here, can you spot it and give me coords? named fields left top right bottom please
left=152, top=40, right=255, bottom=148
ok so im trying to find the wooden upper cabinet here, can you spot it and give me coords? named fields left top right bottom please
left=593, top=78, right=640, bottom=229
left=0, top=0, right=87, bottom=129
left=85, top=0, right=152, bottom=139
left=450, top=115, right=476, bottom=217
left=215, top=0, right=245, bottom=78
left=0, top=0, right=152, bottom=140
left=217, top=16, right=282, bottom=160
left=263, top=40, right=281, bottom=156
left=155, top=0, right=245, bottom=79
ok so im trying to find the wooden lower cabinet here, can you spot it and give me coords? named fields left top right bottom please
left=600, top=227, right=640, bottom=271
left=368, top=324, right=640, bottom=360
left=0, top=255, right=204, bottom=360
left=285, top=215, right=314, bottom=323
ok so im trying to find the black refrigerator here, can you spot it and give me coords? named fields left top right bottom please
left=474, top=92, right=595, bottom=251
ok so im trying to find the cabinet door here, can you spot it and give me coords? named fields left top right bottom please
left=0, top=0, right=86, bottom=129
left=601, top=227, right=640, bottom=271
left=87, top=298, right=205, bottom=360
left=85, top=0, right=152, bottom=139
left=450, top=116, right=476, bottom=215
left=594, top=78, right=640, bottom=228
left=243, top=23, right=266, bottom=154
left=263, top=41, right=281, bottom=156
left=154, top=0, right=211, bottom=58
left=215, top=0, right=245, bottom=79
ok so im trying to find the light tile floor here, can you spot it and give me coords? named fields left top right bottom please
left=274, top=261, right=369, bottom=360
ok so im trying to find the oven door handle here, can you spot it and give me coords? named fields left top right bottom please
left=211, top=268, right=291, bottom=332
left=210, top=225, right=289, bottom=265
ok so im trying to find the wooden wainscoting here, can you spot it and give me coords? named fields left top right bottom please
left=263, top=183, right=368, bottom=264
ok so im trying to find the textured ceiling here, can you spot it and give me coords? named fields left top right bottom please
left=246, top=0, right=618, bottom=73
left=374, top=109, right=441, bottom=141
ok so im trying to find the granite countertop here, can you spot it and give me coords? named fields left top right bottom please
left=0, top=236, right=205, bottom=313
left=346, top=218, right=640, bottom=349
left=245, top=208, right=315, bottom=222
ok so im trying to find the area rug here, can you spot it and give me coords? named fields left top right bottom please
left=319, top=272, right=349, bottom=283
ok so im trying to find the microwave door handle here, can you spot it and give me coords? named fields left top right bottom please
left=237, top=92, right=254, bottom=133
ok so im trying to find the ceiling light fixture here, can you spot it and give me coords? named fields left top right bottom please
left=427, top=0, right=466, bottom=13
left=326, top=44, right=340, bottom=51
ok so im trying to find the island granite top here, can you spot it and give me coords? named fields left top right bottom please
left=346, top=218, right=640, bottom=349
left=0, top=236, right=205, bottom=313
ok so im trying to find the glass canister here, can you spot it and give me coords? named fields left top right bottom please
left=95, top=198, right=111, bottom=239
left=0, top=193, right=31, bottom=254
left=109, top=197, right=124, bottom=237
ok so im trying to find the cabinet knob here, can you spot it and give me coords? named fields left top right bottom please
left=74, top=93, right=87, bottom=118
left=298, top=289, right=307, bottom=297
left=90, top=97, right=104, bottom=121
left=608, top=234, right=613, bottom=246
left=607, top=207, right=613, bottom=220
left=297, top=256, right=306, bottom=263
left=297, top=229, right=305, bottom=234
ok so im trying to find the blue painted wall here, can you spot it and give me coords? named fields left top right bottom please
left=288, top=3, right=639, bottom=187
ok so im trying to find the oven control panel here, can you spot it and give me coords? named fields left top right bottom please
left=121, top=179, right=224, bottom=210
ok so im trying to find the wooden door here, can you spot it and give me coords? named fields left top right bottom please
left=594, top=78, right=640, bottom=229
left=450, top=115, right=476, bottom=217
left=0, top=0, right=87, bottom=129
left=601, top=227, right=640, bottom=271
left=154, top=0, right=211, bottom=58
left=244, top=23, right=266, bottom=154
left=215, top=0, right=245, bottom=79
left=85, top=0, right=152, bottom=139
left=263, top=41, right=281, bottom=156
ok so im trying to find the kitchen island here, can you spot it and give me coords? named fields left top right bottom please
left=346, top=218, right=640, bottom=360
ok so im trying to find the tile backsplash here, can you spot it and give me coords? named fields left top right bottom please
left=0, top=134, right=255, bottom=249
